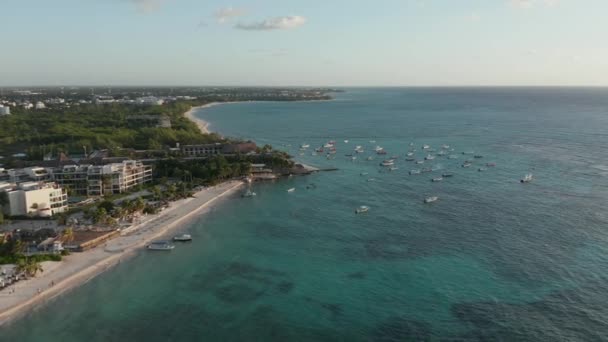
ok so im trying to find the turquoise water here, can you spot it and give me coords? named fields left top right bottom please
left=4, top=88, right=608, bottom=341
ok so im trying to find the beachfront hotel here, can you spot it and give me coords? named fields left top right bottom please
left=181, top=142, right=258, bottom=157
left=0, top=181, right=68, bottom=217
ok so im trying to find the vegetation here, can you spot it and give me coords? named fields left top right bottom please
left=0, top=101, right=224, bottom=160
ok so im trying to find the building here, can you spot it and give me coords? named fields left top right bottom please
left=0, top=181, right=68, bottom=217
left=50, top=160, right=152, bottom=196
left=181, top=142, right=258, bottom=157
left=35, top=101, right=46, bottom=110
left=0, top=105, right=9, bottom=115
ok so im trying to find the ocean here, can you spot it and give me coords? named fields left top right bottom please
left=4, top=88, right=608, bottom=341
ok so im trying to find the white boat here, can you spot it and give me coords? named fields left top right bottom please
left=478, top=168, right=487, bottom=172
left=380, top=160, right=395, bottom=167
left=242, top=189, right=257, bottom=197
left=409, top=169, right=421, bottom=175
left=355, top=206, right=370, bottom=214
left=405, top=157, right=415, bottom=161
left=344, top=140, right=349, bottom=143
left=423, top=144, right=430, bottom=150
left=360, top=172, right=369, bottom=176
left=173, top=234, right=192, bottom=242
left=406, top=152, right=414, bottom=157
left=300, top=144, right=310, bottom=149
left=462, top=163, right=472, bottom=168
left=389, top=167, right=399, bottom=171
left=147, top=241, right=175, bottom=251
left=424, top=196, right=439, bottom=203
left=366, top=156, right=374, bottom=161
left=324, top=143, right=334, bottom=148
left=416, top=160, right=425, bottom=164
left=441, top=144, right=450, bottom=149
left=351, top=156, right=357, bottom=161
left=431, top=177, right=443, bottom=182
left=374, top=146, right=384, bottom=152
left=287, top=188, right=296, bottom=192
left=425, top=155, right=435, bottom=160
left=521, top=174, right=533, bottom=183
left=369, top=140, right=376, bottom=143
left=367, top=178, right=376, bottom=182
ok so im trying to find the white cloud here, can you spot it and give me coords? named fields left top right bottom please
left=215, top=7, right=247, bottom=23
left=509, top=0, right=559, bottom=9
left=129, top=0, right=164, bottom=13
left=235, top=16, right=307, bottom=31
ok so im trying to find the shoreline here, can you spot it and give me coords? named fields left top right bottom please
left=184, top=101, right=243, bottom=135
left=0, top=180, right=244, bottom=326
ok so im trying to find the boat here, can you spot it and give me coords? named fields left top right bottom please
left=300, top=144, right=310, bottom=149
left=462, top=163, right=472, bottom=168
left=416, top=160, right=425, bottom=164
left=311, top=152, right=317, bottom=156
left=360, top=172, right=369, bottom=176
left=328, top=140, right=336, bottom=145
left=369, top=140, right=376, bottom=143
left=424, top=196, right=439, bottom=203
left=425, top=155, right=435, bottom=160
left=462, top=151, right=474, bottom=155
left=442, top=172, right=454, bottom=177
left=306, top=183, right=317, bottom=189
left=376, top=149, right=387, bottom=155
left=242, top=189, right=257, bottom=197
left=147, top=241, right=175, bottom=251
left=441, top=144, right=450, bottom=149
left=431, top=177, right=443, bottom=182
left=287, top=188, right=296, bottom=192
left=380, top=160, right=395, bottom=167
left=405, top=157, right=415, bottom=161
left=351, top=156, right=357, bottom=161
left=409, top=169, right=421, bottom=175
left=173, top=234, right=192, bottom=242
left=422, top=168, right=433, bottom=173
left=406, top=152, right=414, bottom=157
left=374, top=146, right=384, bottom=152
left=367, top=178, right=376, bottom=182
left=436, top=151, right=447, bottom=156
left=423, top=144, right=430, bottom=150
left=344, top=140, right=349, bottom=143
left=324, top=143, right=333, bottom=148
left=474, top=155, right=483, bottom=159
left=355, top=206, right=370, bottom=214
left=315, top=147, right=324, bottom=153
left=345, top=153, right=353, bottom=157
left=486, top=163, right=496, bottom=167
left=389, top=167, right=399, bottom=171
left=521, top=174, right=533, bottom=183
left=366, top=156, right=374, bottom=161
left=478, top=167, right=487, bottom=172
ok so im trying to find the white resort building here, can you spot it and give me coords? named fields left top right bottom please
left=0, top=181, right=68, bottom=217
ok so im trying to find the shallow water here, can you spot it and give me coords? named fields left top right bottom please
left=4, top=88, right=608, bottom=341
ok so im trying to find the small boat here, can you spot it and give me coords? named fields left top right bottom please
left=425, top=155, right=435, bottom=160
left=389, top=167, right=399, bottom=171
left=315, top=147, right=324, bottom=153
left=424, top=196, right=439, bottom=203
left=306, top=183, right=317, bottom=189
left=405, top=157, right=415, bottom=161
left=173, top=234, right=192, bottom=242
left=474, top=155, right=483, bottom=159
left=345, top=153, right=353, bottom=157
left=374, top=146, right=384, bottom=151
left=366, top=156, right=374, bottom=161
left=441, top=144, right=450, bottom=149
left=486, top=163, right=496, bottom=167
left=442, top=172, right=454, bottom=177
left=432, top=177, right=443, bottom=182
left=521, top=174, right=533, bottom=183
left=355, top=206, right=370, bottom=214
left=422, top=168, right=433, bottom=173
left=311, top=152, right=317, bottom=156
left=406, top=152, right=414, bottom=157
left=462, top=163, right=472, bottom=168
left=423, top=144, right=430, bottom=150
left=344, top=140, right=349, bottom=143
left=376, top=149, right=388, bottom=155
left=416, top=160, right=425, bottom=164
left=324, top=143, right=333, bottom=148
left=300, top=144, right=310, bottom=149
left=462, top=151, right=474, bottom=155
left=380, top=160, right=395, bottom=167
left=360, top=172, right=369, bottom=176
left=287, top=188, right=296, bottom=192
left=242, top=189, right=257, bottom=197
left=409, top=170, right=421, bottom=175
left=147, top=241, right=175, bottom=251
left=369, top=140, right=376, bottom=143
left=436, top=151, right=447, bottom=156
left=351, top=156, right=357, bottom=161
left=478, top=168, right=487, bottom=172
left=328, top=140, right=336, bottom=145
left=367, top=178, right=376, bottom=182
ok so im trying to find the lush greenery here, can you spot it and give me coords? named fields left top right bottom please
left=0, top=101, right=223, bottom=159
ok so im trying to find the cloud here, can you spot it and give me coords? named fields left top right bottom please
left=509, top=0, right=558, bottom=9
left=128, top=0, right=166, bottom=13
left=235, top=16, right=307, bottom=31
left=215, top=7, right=247, bottom=23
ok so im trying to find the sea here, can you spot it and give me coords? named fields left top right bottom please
left=4, top=88, right=608, bottom=341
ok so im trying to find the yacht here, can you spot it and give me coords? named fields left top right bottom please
left=441, top=144, right=450, bottom=149
left=355, top=206, right=370, bottom=214
left=380, top=160, right=395, bottom=167
left=521, top=174, right=533, bottom=183
left=376, top=149, right=387, bottom=155
left=324, top=143, right=334, bottom=148
left=147, top=241, right=175, bottom=251
left=424, top=196, right=439, bottom=203
left=242, top=189, right=257, bottom=197
left=173, top=234, right=192, bottom=242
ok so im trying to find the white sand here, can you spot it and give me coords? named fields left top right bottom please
left=183, top=103, right=218, bottom=134
left=0, top=180, right=244, bottom=326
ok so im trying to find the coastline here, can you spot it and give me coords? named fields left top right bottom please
left=185, top=102, right=243, bottom=135
left=0, top=180, right=244, bottom=326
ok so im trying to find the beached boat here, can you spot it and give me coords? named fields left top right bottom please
left=521, top=174, right=533, bottom=183
left=287, top=188, right=296, bottom=192
left=424, top=196, right=439, bottom=203
left=147, top=241, right=175, bottom=251
left=242, top=189, right=257, bottom=197
left=355, top=206, right=370, bottom=214
left=431, top=177, right=443, bottom=182
left=173, top=234, right=192, bottom=242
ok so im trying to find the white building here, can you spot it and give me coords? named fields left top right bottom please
left=35, top=101, right=46, bottom=109
left=0, top=105, right=9, bottom=115
left=0, top=182, right=68, bottom=217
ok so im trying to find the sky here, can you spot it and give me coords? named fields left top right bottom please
left=1, top=0, right=607, bottom=86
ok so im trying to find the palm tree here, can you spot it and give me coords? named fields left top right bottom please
left=60, top=227, right=74, bottom=244
left=16, top=258, right=44, bottom=277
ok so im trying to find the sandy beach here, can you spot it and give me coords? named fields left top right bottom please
left=0, top=180, right=244, bottom=326
left=183, top=103, right=221, bottom=134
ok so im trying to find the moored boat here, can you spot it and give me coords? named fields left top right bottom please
left=431, top=177, right=443, bottom=182
left=173, top=234, right=192, bottom=242
left=424, top=196, right=439, bottom=203
left=287, top=188, right=296, bottom=192
left=147, top=241, right=175, bottom=251
left=242, top=189, right=257, bottom=197
left=521, top=174, right=533, bottom=183
left=355, top=206, right=370, bottom=214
